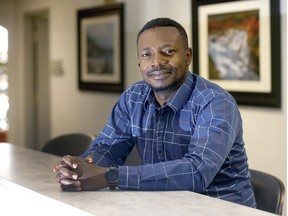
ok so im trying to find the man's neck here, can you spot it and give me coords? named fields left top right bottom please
left=154, top=90, right=177, bottom=107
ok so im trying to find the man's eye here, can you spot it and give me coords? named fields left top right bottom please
left=163, top=49, right=176, bottom=55
left=141, top=52, right=151, bottom=58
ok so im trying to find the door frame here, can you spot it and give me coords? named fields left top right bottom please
left=24, top=10, right=50, bottom=150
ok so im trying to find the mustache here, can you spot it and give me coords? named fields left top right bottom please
left=147, top=66, right=175, bottom=76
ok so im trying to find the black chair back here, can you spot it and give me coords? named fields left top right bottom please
left=42, top=133, right=95, bottom=156
left=250, top=169, right=285, bottom=215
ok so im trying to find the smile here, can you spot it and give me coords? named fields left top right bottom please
left=148, top=70, right=172, bottom=80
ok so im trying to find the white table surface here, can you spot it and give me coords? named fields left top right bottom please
left=0, top=143, right=276, bottom=216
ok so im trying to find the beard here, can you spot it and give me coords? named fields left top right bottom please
left=145, top=66, right=185, bottom=93
left=149, top=77, right=183, bottom=93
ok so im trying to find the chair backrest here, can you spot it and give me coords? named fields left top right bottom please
left=42, top=133, right=95, bottom=156
left=250, top=169, right=285, bottom=215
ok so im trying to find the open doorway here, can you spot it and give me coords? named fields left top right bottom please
left=25, top=10, right=50, bottom=150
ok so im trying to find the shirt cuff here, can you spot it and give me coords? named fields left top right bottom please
left=118, top=166, right=140, bottom=190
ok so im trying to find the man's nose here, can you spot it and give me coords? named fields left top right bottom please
left=151, top=54, right=168, bottom=67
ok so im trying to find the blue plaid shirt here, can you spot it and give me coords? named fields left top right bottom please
left=82, top=72, right=256, bottom=207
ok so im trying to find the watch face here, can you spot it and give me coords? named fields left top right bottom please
left=106, top=168, right=119, bottom=184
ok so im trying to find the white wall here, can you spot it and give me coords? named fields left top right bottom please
left=0, top=0, right=286, bottom=213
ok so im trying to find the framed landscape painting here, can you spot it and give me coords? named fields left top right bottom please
left=191, top=0, right=281, bottom=107
left=77, top=3, right=124, bottom=92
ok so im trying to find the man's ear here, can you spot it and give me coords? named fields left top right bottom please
left=186, top=48, right=192, bottom=66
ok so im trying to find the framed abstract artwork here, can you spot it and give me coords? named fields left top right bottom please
left=191, top=0, right=281, bottom=107
left=77, top=3, right=124, bottom=92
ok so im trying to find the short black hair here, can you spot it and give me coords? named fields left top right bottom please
left=137, top=18, right=189, bottom=48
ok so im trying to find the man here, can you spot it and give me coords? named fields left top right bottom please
left=54, top=18, right=256, bottom=208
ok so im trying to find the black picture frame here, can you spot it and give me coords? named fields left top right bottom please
left=191, top=0, right=281, bottom=107
left=77, top=3, right=124, bottom=92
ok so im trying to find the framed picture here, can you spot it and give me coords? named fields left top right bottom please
left=77, top=3, right=124, bottom=92
left=191, top=0, right=281, bottom=107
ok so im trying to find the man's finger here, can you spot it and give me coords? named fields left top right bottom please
left=85, top=156, right=94, bottom=164
left=53, top=157, right=74, bottom=173
left=58, top=167, right=78, bottom=180
left=60, top=179, right=81, bottom=186
left=62, top=155, right=78, bottom=169
left=53, top=161, right=66, bottom=173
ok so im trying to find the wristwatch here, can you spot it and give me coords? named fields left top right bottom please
left=105, top=167, right=119, bottom=190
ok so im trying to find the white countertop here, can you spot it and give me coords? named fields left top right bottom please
left=0, top=143, right=275, bottom=216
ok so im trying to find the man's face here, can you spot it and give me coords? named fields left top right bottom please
left=137, top=27, right=192, bottom=93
